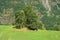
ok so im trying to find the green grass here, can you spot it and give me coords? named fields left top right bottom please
left=0, top=25, right=60, bottom=40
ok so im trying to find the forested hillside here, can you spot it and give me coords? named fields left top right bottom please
left=0, top=0, right=60, bottom=30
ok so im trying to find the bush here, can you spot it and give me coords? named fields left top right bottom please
left=54, top=24, right=60, bottom=31
left=24, top=6, right=45, bottom=30
left=15, top=10, right=26, bottom=29
left=15, top=5, right=45, bottom=30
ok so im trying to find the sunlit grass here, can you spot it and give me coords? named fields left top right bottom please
left=0, top=25, right=60, bottom=40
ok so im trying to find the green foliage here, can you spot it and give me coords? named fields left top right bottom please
left=15, top=6, right=44, bottom=30
left=15, top=10, right=26, bottom=28
left=0, top=0, right=60, bottom=31
left=23, top=6, right=44, bottom=29
left=54, top=24, right=60, bottom=31
left=0, top=22, right=1, bottom=25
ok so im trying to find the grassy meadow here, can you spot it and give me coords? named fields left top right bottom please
left=0, top=25, right=60, bottom=40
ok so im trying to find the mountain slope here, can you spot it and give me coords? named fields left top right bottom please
left=0, top=0, right=60, bottom=30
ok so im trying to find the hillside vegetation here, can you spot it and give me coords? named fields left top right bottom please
left=0, top=0, right=60, bottom=31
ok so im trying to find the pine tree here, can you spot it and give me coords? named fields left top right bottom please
left=15, top=10, right=26, bottom=29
